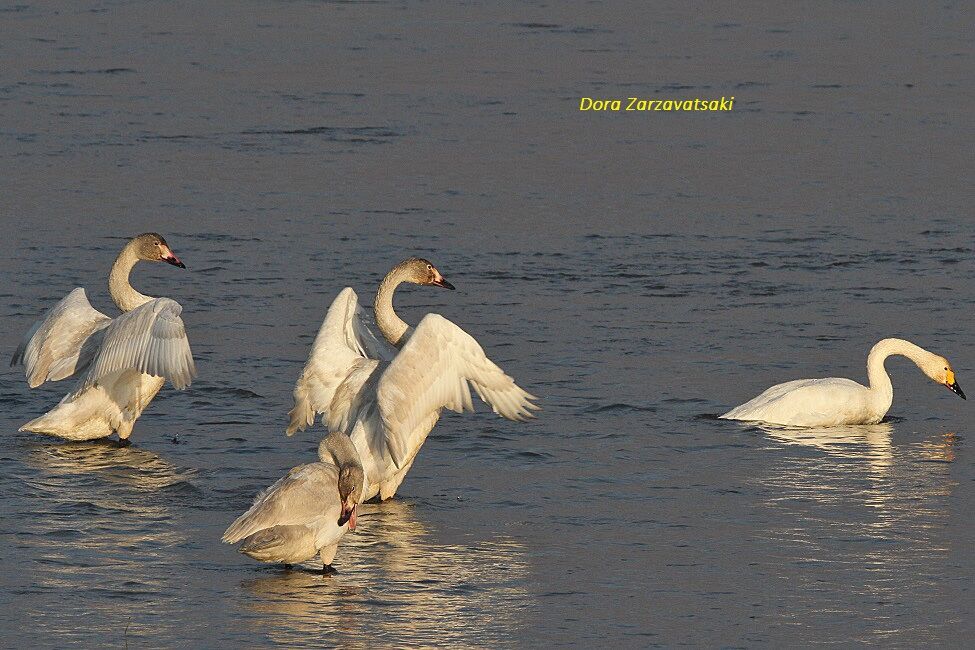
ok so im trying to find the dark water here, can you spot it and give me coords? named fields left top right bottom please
left=1, top=1, right=973, bottom=647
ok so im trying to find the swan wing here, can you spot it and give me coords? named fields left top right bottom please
left=11, top=288, right=112, bottom=388
left=222, top=463, right=339, bottom=544
left=326, top=358, right=384, bottom=434
left=377, top=313, right=540, bottom=468
left=83, top=297, right=196, bottom=390
left=287, top=287, right=394, bottom=435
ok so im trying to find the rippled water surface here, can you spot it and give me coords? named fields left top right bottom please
left=1, top=1, right=973, bottom=647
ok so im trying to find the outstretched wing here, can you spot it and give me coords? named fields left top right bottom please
left=325, top=358, right=384, bottom=434
left=377, top=313, right=540, bottom=468
left=83, top=297, right=196, bottom=390
left=287, top=287, right=394, bottom=435
left=11, top=288, right=112, bottom=388
left=222, top=463, right=339, bottom=544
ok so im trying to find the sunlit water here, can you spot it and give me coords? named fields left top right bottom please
left=1, top=1, right=973, bottom=647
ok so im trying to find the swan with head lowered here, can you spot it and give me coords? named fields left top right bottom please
left=223, top=431, right=365, bottom=573
left=11, top=233, right=196, bottom=441
left=286, top=257, right=539, bottom=501
left=720, top=338, right=964, bottom=427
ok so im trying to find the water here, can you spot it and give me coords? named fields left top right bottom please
left=1, top=1, right=973, bottom=647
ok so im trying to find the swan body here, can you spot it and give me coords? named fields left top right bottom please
left=223, top=432, right=365, bottom=570
left=287, top=258, right=539, bottom=501
left=12, top=234, right=196, bottom=440
left=720, top=338, right=965, bottom=427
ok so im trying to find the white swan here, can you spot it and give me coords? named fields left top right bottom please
left=286, top=257, right=539, bottom=501
left=11, top=233, right=196, bottom=441
left=222, top=431, right=365, bottom=572
left=720, top=338, right=965, bottom=427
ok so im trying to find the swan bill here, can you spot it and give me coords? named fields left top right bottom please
left=162, top=252, right=186, bottom=268
left=337, top=503, right=357, bottom=530
left=431, top=277, right=455, bottom=290
left=947, top=380, right=966, bottom=399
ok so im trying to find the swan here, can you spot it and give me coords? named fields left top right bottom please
left=286, top=257, right=539, bottom=501
left=222, top=431, right=365, bottom=573
left=11, top=233, right=196, bottom=441
left=720, top=338, right=965, bottom=427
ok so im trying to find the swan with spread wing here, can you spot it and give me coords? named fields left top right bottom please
left=11, top=233, right=196, bottom=441
left=286, top=257, right=539, bottom=500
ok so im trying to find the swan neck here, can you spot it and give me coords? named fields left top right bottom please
left=866, top=338, right=933, bottom=410
left=320, top=432, right=362, bottom=471
left=108, top=243, right=153, bottom=312
left=374, top=266, right=411, bottom=347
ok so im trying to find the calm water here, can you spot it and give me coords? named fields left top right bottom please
left=1, top=1, right=973, bottom=647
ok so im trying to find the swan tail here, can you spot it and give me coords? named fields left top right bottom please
left=19, top=405, right=114, bottom=441
left=222, top=516, right=254, bottom=545
left=222, top=496, right=275, bottom=544
left=17, top=375, right=146, bottom=441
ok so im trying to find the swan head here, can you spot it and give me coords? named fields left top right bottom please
left=400, top=257, right=455, bottom=290
left=321, top=431, right=364, bottom=530
left=133, top=233, right=185, bottom=268
left=924, top=357, right=965, bottom=400
left=336, top=465, right=364, bottom=531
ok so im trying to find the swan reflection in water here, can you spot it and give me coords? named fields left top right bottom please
left=240, top=499, right=531, bottom=648
left=756, top=421, right=957, bottom=521
left=16, top=439, right=199, bottom=644
left=759, top=421, right=897, bottom=468
left=22, top=436, right=198, bottom=551
left=752, top=421, right=959, bottom=644
left=756, top=420, right=956, bottom=476
left=24, top=437, right=199, bottom=492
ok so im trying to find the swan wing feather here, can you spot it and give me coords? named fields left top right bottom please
left=11, top=287, right=112, bottom=387
left=326, top=358, right=384, bottom=434
left=287, top=288, right=394, bottom=435
left=222, top=463, right=339, bottom=544
left=83, top=297, right=196, bottom=390
left=377, top=313, right=539, bottom=468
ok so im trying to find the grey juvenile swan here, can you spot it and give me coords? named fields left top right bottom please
left=12, top=233, right=196, bottom=441
left=222, top=431, right=365, bottom=572
left=286, top=257, right=539, bottom=501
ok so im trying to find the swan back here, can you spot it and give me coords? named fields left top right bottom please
left=720, top=377, right=875, bottom=426
left=222, top=463, right=343, bottom=545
